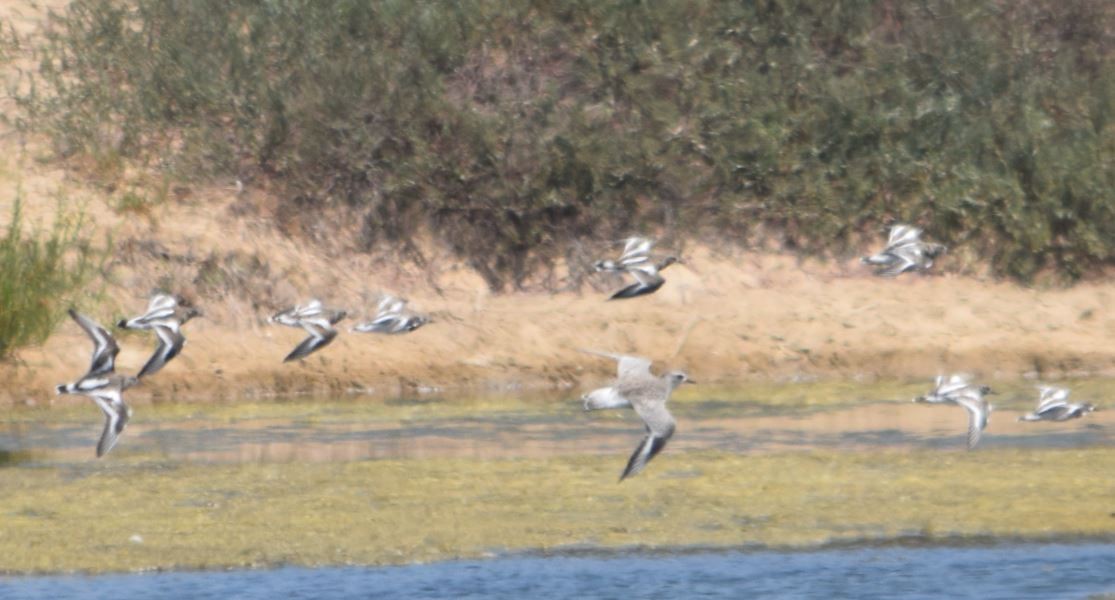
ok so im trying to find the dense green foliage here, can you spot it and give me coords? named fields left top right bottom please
left=21, top=0, right=1115, bottom=287
left=0, top=200, right=102, bottom=358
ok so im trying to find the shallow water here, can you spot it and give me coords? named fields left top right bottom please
left=1, top=382, right=1111, bottom=465
left=2, top=542, right=1112, bottom=600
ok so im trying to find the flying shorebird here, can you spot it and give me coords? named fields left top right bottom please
left=607, top=256, right=680, bottom=300
left=580, top=349, right=695, bottom=480
left=117, top=294, right=201, bottom=378
left=269, top=299, right=347, bottom=362
left=913, top=374, right=994, bottom=449
left=1019, top=386, right=1097, bottom=422
left=55, top=309, right=139, bottom=457
left=861, top=224, right=947, bottom=278
left=592, top=236, right=682, bottom=300
left=117, top=294, right=178, bottom=329
left=351, top=294, right=429, bottom=335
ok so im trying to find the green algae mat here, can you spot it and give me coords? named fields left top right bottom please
left=2, top=448, right=1112, bottom=573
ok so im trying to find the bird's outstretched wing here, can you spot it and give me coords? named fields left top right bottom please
left=886, top=225, right=922, bottom=249
left=619, top=394, right=677, bottom=480
left=578, top=349, right=653, bottom=379
left=1036, top=386, right=1070, bottom=412
left=620, top=424, right=675, bottom=481
left=875, top=246, right=919, bottom=278
left=69, top=309, right=119, bottom=378
left=137, top=322, right=186, bottom=378
left=956, top=396, right=989, bottom=450
left=89, top=389, right=130, bottom=458
left=283, top=323, right=337, bottom=362
left=618, top=237, right=653, bottom=263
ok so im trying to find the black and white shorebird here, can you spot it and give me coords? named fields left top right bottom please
left=914, top=374, right=994, bottom=449
left=55, top=309, right=138, bottom=457
left=594, top=236, right=680, bottom=300
left=580, top=349, right=695, bottom=480
left=269, top=299, right=347, bottom=362
left=118, top=293, right=201, bottom=378
left=1019, top=386, right=1097, bottom=422
left=351, top=295, right=429, bottom=335
left=861, top=224, right=946, bottom=278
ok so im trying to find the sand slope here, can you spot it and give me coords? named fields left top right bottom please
left=1, top=1, right=1113, bottom=406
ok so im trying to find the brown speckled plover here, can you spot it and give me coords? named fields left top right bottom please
left=580, top=349, right=694, bottom=480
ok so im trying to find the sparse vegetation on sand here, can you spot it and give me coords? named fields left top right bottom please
left=0, top=447, right=1111, bottom=573
left=0, top=199, right=103, bottom=358
left=18, top=0, right=1115, bottom=289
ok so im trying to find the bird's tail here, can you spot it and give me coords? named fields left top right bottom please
left=582, top=387, right=630, bottom=411
left=861, top=253, right=891, bottom=266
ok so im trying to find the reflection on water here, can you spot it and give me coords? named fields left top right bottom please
left=2, top=542, right=1112, bottom=600
left=1, top=384, right=1111, bottom=465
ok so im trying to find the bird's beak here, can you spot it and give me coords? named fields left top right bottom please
left=684, top=379, right=697, bottom=385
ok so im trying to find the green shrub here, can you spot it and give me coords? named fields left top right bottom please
left=19, top=0, right=1115, bottom=287
left=0, top=199, right=103, bottom=358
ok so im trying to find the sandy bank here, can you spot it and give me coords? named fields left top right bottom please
left=5, top=246, right=1115, bottom=406
left=0, top=0, right=1112, bottom=406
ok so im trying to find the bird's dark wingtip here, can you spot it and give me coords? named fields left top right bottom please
left=618, top=465, right=636, bottom=482
left=282, top=349, right=307, bottom=363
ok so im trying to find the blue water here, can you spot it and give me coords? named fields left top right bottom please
left=3, top=543, right=1113, bottom=600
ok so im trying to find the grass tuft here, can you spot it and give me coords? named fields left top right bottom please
left=0, top=197, right=104, bottom=358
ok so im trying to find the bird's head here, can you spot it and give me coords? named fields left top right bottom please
left=924, top=243, right=948, bottom=259
left=665, top=371, right=695, bottom=390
